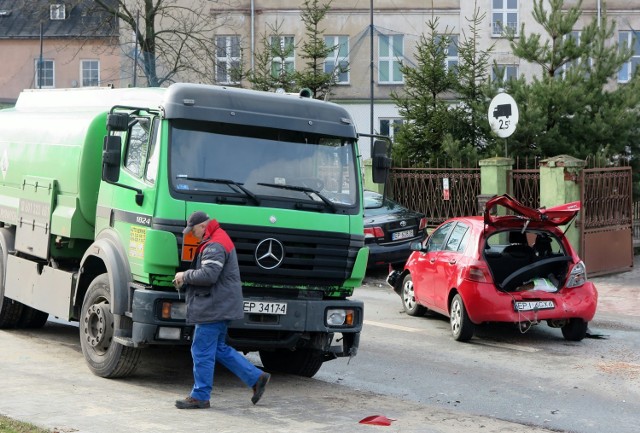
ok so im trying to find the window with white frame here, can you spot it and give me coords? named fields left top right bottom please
left=379, top=118, right=404, bottom=141
left=50, top=4, right=65, bottom=20
left=492, top=64, right=518, bottom=82
left=270, top=36, right=295, bottom=79
left=618, top=31, right=640, bottom=83
left=34, top=59, right=54, bottom=88
left=559, top=31, right=592, bottom=78
left=378, top=34, right=404, bottom=84
left=215, top=35, right=241, bottom=84
left=325, top=35, right=349, bottom=84
left=492, top=0, right=518, bottom=37
left=81, top=60, right=100, bottom=87
left=437, top=34, right=459, bottom=72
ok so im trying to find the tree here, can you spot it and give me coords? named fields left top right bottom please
left=505, top=0, right=640, bottom=161
left=91, top=0, right=233, bottom=87
left=294, top=0, right=340, bottom=100
left=391, top=18, right=459, bottom=166
left=246, top=21, right=297, bottom=93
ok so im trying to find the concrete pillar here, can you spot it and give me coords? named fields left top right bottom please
left=539, top=155, right=585, bottom=250
left=478, top=157, right=514, bottom=214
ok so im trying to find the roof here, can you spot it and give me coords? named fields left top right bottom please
left=0, top=0, right=118, bottom=39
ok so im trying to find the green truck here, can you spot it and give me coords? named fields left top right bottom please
left=0, top=83, right=389, bottom=378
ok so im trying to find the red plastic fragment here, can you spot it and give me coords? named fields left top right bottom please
left=359, top=415, right=396, bottom=426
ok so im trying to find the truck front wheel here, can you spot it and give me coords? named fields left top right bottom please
left=259, top=348, right=324, bottom=378
left=80, top=274, right=141, bottom=378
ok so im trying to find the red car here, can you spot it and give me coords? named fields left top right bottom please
left=387, top=194, right=598, bottom=342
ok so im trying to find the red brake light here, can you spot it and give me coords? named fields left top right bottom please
left=364, top=226, right=384, bottom=238
left=464, top=260, right=493, bottom=283
left=419, top=217, right=427, bottom=231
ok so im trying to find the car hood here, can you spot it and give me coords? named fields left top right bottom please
left=484, top=194, right=580, bottom=227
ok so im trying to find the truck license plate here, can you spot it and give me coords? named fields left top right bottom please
left=243, top=301, right=287, bottom=315
left=514, top=300, right=555, bottom=311
left=392, top=229, right=414, bottom=240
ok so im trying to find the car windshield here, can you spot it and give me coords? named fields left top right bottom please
left=168, top=120, right=358, bottom=207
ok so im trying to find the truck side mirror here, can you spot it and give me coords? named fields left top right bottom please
left=372, top=139, right=391, bottom=184
left=102, top=135, right=122, bottom=183
left=107, top=113, right=130, bottom=132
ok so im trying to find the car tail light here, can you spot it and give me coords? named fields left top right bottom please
left=418, top=217, right=427, bottom=231
left=464, top=260, right=493, bottom=283
left=566, top=260, right=587, bottom=288
left=364, top=226, right=384, bottom=238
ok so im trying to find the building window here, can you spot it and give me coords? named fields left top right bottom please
left=215, top=35, right=241, bottom=84
left=559, top=31, right=592, bottom=78
left=379, top=118, right=404, bottom=141
left=378, top=34, right=404, bottom=84
left=34, top=59, right=54, bottom=88
left=81, top=60, right=100, bottom=87
left=270, top=36, right=295, bottom=79
left=618, top=31, right=640, bottom=83
left=492, top=0, right=518, bottom=37
left=437, top=34, right=459, bottom=72
left=325, top=35, right=349, bottom=84
left=50, top=4, right=65, bottom=20
left=492, top=64, right=518, bottom=82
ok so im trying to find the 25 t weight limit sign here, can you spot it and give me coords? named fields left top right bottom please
left=488, top=93, right=519, bottom=138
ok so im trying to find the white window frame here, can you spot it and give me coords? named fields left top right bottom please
left=437, top=34, right=459, bottom=72
left=270, top=36, right=295, bottom=78
left=492, top=0, right=518, bottom=37
left=379, top=118, right=404, bottom=141
left=34, top=59, right=54, bottom=88
left=378, top=34, right=404, bottom=84
left=50, top=4, right=65, bottom=20
left=324, top=35, right=350, bottom=84
left=492, top=64, right=519, bottom=82
left=81, top=60, right=100, bottom=87
left=215, top=35, right=241, bottom=84
left=618, top=31, right=640, bottom=83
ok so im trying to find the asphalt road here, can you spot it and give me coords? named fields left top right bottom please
left=1, top=267, right=638, bottom=433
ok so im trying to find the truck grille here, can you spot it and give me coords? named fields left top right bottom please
left=224, top=224, right=363, bottom=287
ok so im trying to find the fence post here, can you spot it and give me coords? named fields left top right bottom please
left=539, top=155, right=585, bottom=251
left=478, top=157, right=514, bottom=214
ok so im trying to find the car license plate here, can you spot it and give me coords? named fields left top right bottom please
left=243, top=301, right=287, bottom=315
left=514, top=300, right=555, bottom=311
left=392, top=229, right=414, bottom=240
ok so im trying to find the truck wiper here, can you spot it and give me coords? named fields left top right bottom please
left=176, top=176, right=260, bottom=205
left=257, top=182, right=337, bottom=213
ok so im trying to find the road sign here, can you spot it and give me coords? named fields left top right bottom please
left=488, top=93, right=519, bottom=138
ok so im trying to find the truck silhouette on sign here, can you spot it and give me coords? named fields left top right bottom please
left=493, top=103, right=512, bottom=119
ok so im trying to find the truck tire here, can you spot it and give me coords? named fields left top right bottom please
left=17, top=305, right=49, bottom=329
left=0, top=246, right=24, bottom=329
left=259, top=348, right=324, bottom=378
left=80, top=273, right=141, bottom=378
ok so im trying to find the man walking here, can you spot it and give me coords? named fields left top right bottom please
left=173, top=211, right=270, bottom=409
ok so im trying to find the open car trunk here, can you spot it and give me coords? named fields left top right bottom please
left=483, top=230, right=572, bottom=292
left=482, top=195, right=580, bottom=293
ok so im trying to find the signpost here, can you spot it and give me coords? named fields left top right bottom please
left=488, top=92, right=519, bottom=156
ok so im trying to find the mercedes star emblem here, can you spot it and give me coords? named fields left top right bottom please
left=255, top=238, right=285, bottom=270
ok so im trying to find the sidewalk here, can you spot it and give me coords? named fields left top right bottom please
left=590, top=254, right=640, bottom=322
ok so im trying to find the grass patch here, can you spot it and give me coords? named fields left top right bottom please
left=0, top=415, right=51, bottom=433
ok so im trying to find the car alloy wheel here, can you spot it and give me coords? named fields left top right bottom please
left=401, top=274, right=426, bottom=317
left=450, top=294, right=474, bottom=341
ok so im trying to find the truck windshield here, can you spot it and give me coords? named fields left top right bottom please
left=169, top=120, right=358, bottom=207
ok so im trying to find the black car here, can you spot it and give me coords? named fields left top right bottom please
left=363, top=190, right=427, bottom=268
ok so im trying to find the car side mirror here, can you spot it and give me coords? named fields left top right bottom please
left=410, top=241, right=424, bottom=252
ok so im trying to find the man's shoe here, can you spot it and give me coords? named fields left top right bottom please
left=251, top=372, right=271, bottom=405
left=175, top=396, right=210, bottom=409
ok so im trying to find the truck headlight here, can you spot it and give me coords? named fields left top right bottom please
left=326, top=309, right=354, bottom=326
